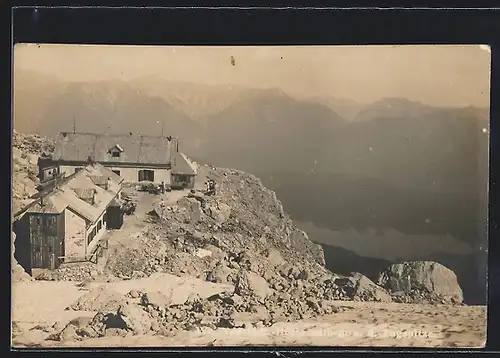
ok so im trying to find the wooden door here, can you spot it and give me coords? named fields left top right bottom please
left=30, top=216, right=43, bottom=268
left=46, top=236, right=56, bottom=270
left=31, top=235, right=43, bottom=268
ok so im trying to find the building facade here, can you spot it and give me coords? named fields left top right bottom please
left=45, top=132, right=181, bottom=185
left=12, top=206, right=65, bottom=274
left=170, top=152, right=198, bottom=189
left=13, top=163, right=124, bottom=273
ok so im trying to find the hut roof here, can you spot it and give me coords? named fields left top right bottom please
left=14, top=162, right=124, bottom=223
left=171, top=152, right=198, bottom=176
left=52, top=132, right=177, bottom=166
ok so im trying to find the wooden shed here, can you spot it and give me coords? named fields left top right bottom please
left=13, top=206, right=65, bottom=274
left=105, top=198, right=124, bottom=230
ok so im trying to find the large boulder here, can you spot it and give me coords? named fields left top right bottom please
left=176, top=197, right=203, bottom=223
left=116, top=303, right=152, bottom=335
left=68, top=285, right=128, bottom=312
left=140, top=290, right=172, bottom=310
left=235, top=271, right=270, bottom=299
left=377, top=261, right=464, bottom=304
left=208, top=202, right=232, bottom=224
left=262, top=248, right=286, bottom=268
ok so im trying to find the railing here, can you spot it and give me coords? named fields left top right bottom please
left=88, top=238, right=109, bottom=264
left=56, top=239, right=109, bottom=265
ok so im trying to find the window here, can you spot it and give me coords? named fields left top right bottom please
left=46, top=216, right=56, bottom=227
left=75, top=167, right=84, bottom=173
left=138, top=169, right=154, bottom=182
left=97, top=221, right=102, bottom=231
left=112, top=170, right=121, bottom=176
left=112, top=151, right=120, bottom=158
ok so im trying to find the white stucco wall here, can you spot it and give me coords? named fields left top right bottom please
left=64, top=208, right=87, bottom=260
left=58, top=164, right=171, bottom=185
left=59, top=165, right=84, bottom=177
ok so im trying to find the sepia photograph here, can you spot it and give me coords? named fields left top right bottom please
left=11, top=44, right=490, bottom=348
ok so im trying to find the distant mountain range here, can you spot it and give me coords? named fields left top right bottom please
left=12, top=70, right=490, bottom=251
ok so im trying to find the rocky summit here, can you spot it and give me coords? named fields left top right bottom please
left=11, top=131, right=468, bottom=343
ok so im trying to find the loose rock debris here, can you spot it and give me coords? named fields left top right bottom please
left=11, top=135, right=468, bottom=344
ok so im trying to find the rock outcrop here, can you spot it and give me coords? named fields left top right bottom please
left=377, top=261, right=464, bottom=304
left=335, top=272, right=392, bottom=303
left=11, top=231, right=33, bottom=283
left=12, top=130, right=55, bottom=214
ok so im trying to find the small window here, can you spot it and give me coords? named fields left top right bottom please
left=112, top=151, right=120, bottom=158
left=46, top=216, right=57, bottom=227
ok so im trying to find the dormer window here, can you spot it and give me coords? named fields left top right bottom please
left=108, top=144, right=124, bottom=159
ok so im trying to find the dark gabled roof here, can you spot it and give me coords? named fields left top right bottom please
left=52, top=132, right=177, bottom=165
left=14, top=163, right=124, bottom=222
left=24, top=198, right=67, bottom=215
left=171, top=152, right=197, bottom=176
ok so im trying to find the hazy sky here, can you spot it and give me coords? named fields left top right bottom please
left=14, top=44, right=491, bottom=107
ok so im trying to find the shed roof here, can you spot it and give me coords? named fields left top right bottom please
left=84, top=163, right=124, bottom=185
left=14, top=162, right=123, bottom=223
left=24, top=195, right=68, bottom=215
left=171, top=152, right=198, bottom=176
left=52, top=132, right=176, bottom=165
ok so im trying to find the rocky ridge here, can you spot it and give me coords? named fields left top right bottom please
left=12, top=132, right=466, bottom=342
left=12, top=130, right=55, bottom=212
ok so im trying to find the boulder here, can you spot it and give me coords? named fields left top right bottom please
left=68, top=285, right=128, bottom=312
left=206, top=265, right=235, bottom=284
left=235, top=271, right=270, bottom=299
left=176, top=198, right=203, bottom=223
left=377, top=261, right=464, bottom=304
left=117, top=303, right=152, bottom=335
left=141, top=290, right=172, bottom=309
left=204, top=244, right=228, bottom=261
left=263, top=248, right=286, bottom=267
left=334, top=273, right=391, bottom=302
left=350, top=272, right=392, bottom=303
left=208, top=202, right=232, bottom=223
